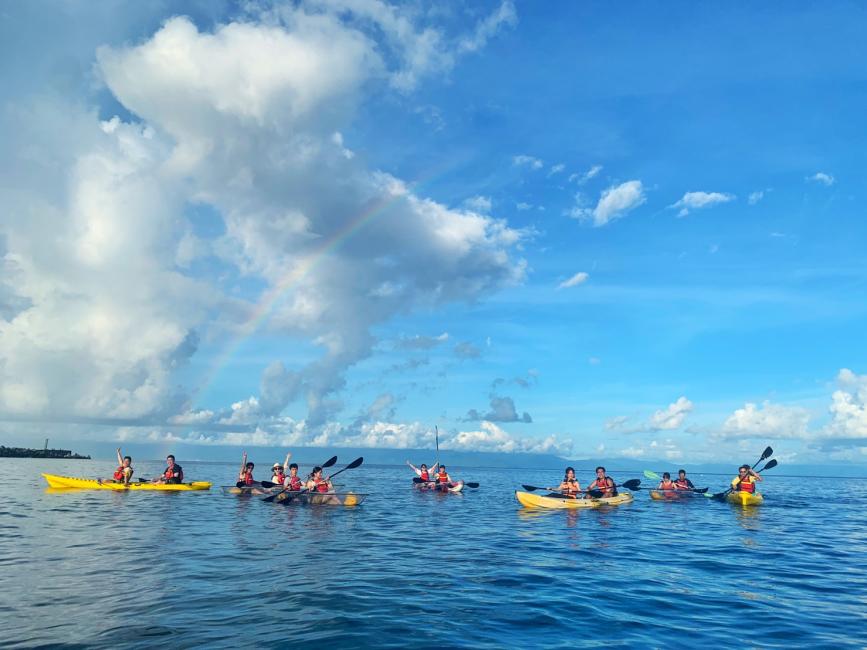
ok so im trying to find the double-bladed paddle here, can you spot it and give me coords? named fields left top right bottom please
left=262, top=455, right=338, bottom=503
left=275, top=456, right=364, bottom=505
left=710, top=447, right=775, bottom=502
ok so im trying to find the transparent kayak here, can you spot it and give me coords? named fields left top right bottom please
left=43, top=474, right=211, bottom=491
left=272, top=491, right=366, bottom=506
left=515, top=491, right=633, bottom=509
left=414, top=480, right=464, bottom=493
left=650, top=489, right=706, bottom=501
left=221, top=485, right=283, bottom=495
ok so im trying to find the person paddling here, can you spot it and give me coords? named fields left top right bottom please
left=283, top=463, right=303, bottom=491
left=112, top=447, right=134, bottom=486
left=657, top=472, right=676, bottom=491
left=732, top=464, right=763, bottom=493
left=586, top=466, right=617, bottom=498
left=434, top=464, right=459, bottom=491
left=306, top=466, right=340, bottom=504
left=407, top=460, right=438, bottom=484
left=552, top=467, right=580, bottom=498
left=673, top=469, right=695, bottom=491
left=155, top=455, right=183, bottom=484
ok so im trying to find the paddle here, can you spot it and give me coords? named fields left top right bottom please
left=642, top=470, right=708, bottom=494
left=262, top=455, right=338, bottom=503
left=521, top=479, right=641, bottom=499
left=412, top=477, right=479, bottom=489
left=711, top=447, right=775, bottom=502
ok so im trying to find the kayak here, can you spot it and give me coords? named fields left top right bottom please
left=650, top=489, right=705, bottom=501
left=415, top=480, right=464, bottom=493
left=221, top=484, right=285, bottom=495
left=274, top=491, right=366, bottom=506
left=43, top=473, right=211, bottom=491
left=515, top=491, right=633, bottom=509
left=727, top=491, right=763, bottom=506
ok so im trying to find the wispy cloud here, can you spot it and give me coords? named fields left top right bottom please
left=570, top=180, right=646, bottom=227
left=670, top=191, right=735, bottom=217
left=558, top=271, right=589, bottom=289
left=569, top=164, right=602, bottom=185
left=513, top=154, right=543, bottom=169
left=806, top=172, right=835, bottom=186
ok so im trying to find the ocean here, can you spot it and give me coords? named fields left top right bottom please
left=1, top=457, right=865, bottom=648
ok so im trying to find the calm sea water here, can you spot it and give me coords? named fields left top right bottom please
left=1, top=457, right=865, bottom=648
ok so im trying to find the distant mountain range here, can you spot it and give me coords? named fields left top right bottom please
left=10, top=440, right=865, bottom=477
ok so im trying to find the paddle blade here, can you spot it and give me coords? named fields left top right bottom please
left=346, top=456, right=364, bottom=469
left=587, top=489, right=604, bottom=498
left=521, top=484, right=543, bottom=492
left=412, top=477, right=427, bottom=484
left=693, top=487, right=708, bottom=494
left=464, top=482, right=480, bottom=489
left=235, top=481, right=246, bottom=488
left=762, top=459, right=778, bottom=471
left=259, top=480, right=276, bottom=488
left=643, top=470, right=660, bottom=480
left=760, top=446, right=773, bottom=461
left=622, top=479, right=641, bottom=490
left=322, top=456, right=338, bottom=468
left=711, top=489, right=730, bottom=502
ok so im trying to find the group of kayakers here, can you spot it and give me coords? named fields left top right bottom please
left=238, top=451, right=334, bottom=495
left=106, top=448, right=183, bottom=486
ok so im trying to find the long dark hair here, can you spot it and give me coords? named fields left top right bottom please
left=564, top=466, right=576, bottom=481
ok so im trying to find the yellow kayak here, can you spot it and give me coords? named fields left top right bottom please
left=515, top=490, right=633, bottom=509
left=727, top=491, right=763, bottom=506
left=42, top=473, right=211, bottom=491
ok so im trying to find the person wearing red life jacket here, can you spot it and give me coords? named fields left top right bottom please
left=657, top=472, right=676, bottom=492
left=586, top=466, right=617, bottom=498
left=673, top=469, right=695, bottom=491
left=155, top=455, right=183, bottom=484
left=239, top=462, right=256, bottom=486
left=553, top=467, right=581, bottom=498
left=305, top=466, right=340, bottom=504
left=407, top=460, right=439, bottom=486
left=731, top=464, right=762, bottom=493
left=283, top=463, right=303, bottom=491
left=270, top=463, right=285, bottom=485
left=111, top=447, right=134, bottom=486
left=433, top=465, right=458, bottom=491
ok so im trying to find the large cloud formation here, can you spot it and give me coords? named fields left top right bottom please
left=0, top=2, right=527, bottom=450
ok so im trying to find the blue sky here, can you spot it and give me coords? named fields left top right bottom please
left=1, top=1, right=867, bottom=465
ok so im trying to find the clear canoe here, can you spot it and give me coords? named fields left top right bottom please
left=272, top=491, right=366, bottom=506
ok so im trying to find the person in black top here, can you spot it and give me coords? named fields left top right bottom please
left=156, top=454, right=184, bottom=484
left=673, top=469, right=694, bottom=490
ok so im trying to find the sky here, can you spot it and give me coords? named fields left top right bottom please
left=2, top=0, right=867, bottom=466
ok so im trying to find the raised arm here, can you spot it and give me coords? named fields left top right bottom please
left=406, top=460, right=421, bottom=475
left=283, top=451, right=292, bottom=471
left=116, top=448, right=124, bottom=466
left=750, top=470, right=763, bottom=482
left=239, top=451, right=247, bottom=476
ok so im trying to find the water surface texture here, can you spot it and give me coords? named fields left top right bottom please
left=1, top=458, right=865, bottom=648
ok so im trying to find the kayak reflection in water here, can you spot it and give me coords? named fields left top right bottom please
left=306, top=466, right=340, bottom=504
left=154, top=455, right=184, bottom=484
left=657, top=472, right=676, bottom=491
left=111, top=447, right=134, bottom=486
left=407, top=460, right=439, bottom=484
left=552, top=466, right=580, bottom=498
left=732, top=464, right=763, bottom=493
left=674, top=469, right=695, bottom=491
left=586, top=466, right=617, bottom=498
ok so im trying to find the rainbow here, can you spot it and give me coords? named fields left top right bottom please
left=188, top=162, right=461, bottom=407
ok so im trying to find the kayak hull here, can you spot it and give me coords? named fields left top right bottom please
left=221, top=485, right=283, bottom=495
left=415, top=480, right=464, bottom=493
left=650, top=490, right=704, bottom=501
left=727, top=491, right=763, bottom=506
left=274, top=491, right=366, bottom=506
left=515, top=491, right=633, bottom=509
left=43, top=474, right=211, bottom=491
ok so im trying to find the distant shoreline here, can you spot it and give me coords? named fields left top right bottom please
left=0, top=445, right=91, bottom=460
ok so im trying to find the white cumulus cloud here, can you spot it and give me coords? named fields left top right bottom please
left=558, top=271, right=589, bottom=289
left=806, top=172, right=835, bottom=186
left=571, top=180, right=645, bottom=227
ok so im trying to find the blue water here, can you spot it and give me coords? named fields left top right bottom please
left=1, top=458, right=866, bottom=648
